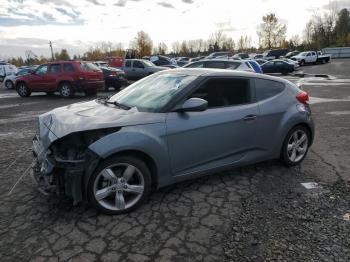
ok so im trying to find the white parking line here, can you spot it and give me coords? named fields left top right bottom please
left=309, top=97, right=350, bottom=104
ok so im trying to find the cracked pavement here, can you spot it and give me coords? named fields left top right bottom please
left=0, top=59, right=349, bottom=261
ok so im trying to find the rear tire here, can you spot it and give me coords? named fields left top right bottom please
left=5, top=80, right=14, bottom=89
left=281, top=125, right=310, bottom=167
left=88, top=155, right=152, bottom=215
left=16, top=82, right=31, bottom=97
left=59, top=82, right=74, bottom=98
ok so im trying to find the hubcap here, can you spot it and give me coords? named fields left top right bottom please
left=61, top=85, right=70, bottom=97
left=287, top=130, right=308, bottom=162
left=19, top=84, right=27, bottom=95
left=6, top=81, right=13, bottom=89
left=93, top=163, right=144, bottom=211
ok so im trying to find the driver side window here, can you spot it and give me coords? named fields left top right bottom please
left=133, top=61, right=144, bottom=68
left=190, top=78, right=251, bottom=108
left=36, top=65, right=48, bottom=75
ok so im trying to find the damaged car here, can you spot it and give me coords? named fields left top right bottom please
left=32, top=69, right=314, bottom=214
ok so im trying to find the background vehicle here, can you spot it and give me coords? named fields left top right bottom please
left=263, top=49, right=289, bottom=60
left=280, top=58, right=300, bottom=70
left=254, top=59, right=268, bottom=65
left=93, top=61, right=109, bottom=67
left=15, top=61, right=104, bottom=98
left=244, top=60, right=263, bottom=73
left=282, top=51, right=300, bottom=59
left=147, top=55, right=178, bottom=68
left=121, top=59, right=167, bottom=80
left=261, top=60, right=295, bottom=75
left=183, top=59, right=254, bottom=72
left=100, top=66, right=127, bottom=91
left=291, top=51, right=331, bottom=66
left=0, top=62, right=17, bottom=82
left=232, top=53, right=249, bottom=59
left=106, top=57, right=124, bottom=68
left=205, top=52, right=231, bottom=59
left=3, top=66, right=37, bottom=89
left=32, top=69, right=314, bottom=214
left=176, top=57, right=190, bottom=67
left=189, top=56, right=205, bottom=63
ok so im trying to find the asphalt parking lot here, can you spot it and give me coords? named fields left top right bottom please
left=0, top=59, right=349, bottom=261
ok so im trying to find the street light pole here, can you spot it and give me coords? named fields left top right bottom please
left=49, top=41, right=54, bottom=61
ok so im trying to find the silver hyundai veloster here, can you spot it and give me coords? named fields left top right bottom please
left=32, top=69, right=314, bottom=214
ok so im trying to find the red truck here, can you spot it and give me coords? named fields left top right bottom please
left=15, top=61, right=104, bottom=98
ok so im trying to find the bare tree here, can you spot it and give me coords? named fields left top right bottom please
left=130, top=31, right=153, bottom=58
left=257, top=13, right=287, bottom=49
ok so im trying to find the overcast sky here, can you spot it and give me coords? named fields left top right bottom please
left=0, top=0, right=350, bottom=58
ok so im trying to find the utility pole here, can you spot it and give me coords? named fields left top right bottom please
left=49, top=41, right=54, bottom=61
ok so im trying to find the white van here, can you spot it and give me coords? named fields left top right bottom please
left=0, top=62, right=18, bottom=83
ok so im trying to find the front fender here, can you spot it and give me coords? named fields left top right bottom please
left=88, top=123, right=172, bottom=188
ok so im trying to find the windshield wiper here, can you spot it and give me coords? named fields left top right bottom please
left=105, top=100, right=131, bottom=110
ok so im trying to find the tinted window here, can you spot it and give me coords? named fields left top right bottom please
left=125, top=60, right=132, bottom=68
left=186, top=62, right=204, bottom=68
left=190, top=78, right=251, bottom=108
left=205, top=61, right=226, bottom=69
left=255, top=79, right=285, bottom=101
left=133, top=61, right=144, bottom=68
left=49, top=64, right=61, bottom=73
left=275, top=61, right=285, bottom=66
left=35, top=65, right=48, bottom=75
left=63, top=63, right=75, bottom=72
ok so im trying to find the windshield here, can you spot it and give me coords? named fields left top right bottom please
left=299, top=52, right=308, bottom=56
left=143, top=60, right=155, bottom=67
left=109, top=73, right=197, bottom=112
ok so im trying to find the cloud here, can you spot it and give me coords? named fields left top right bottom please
left=182, top=0, right=194, bottom=3
left=36, top=0, right=76, bottom=8
left=86, top=0, right=105, bottom=6
left=114, top=0, right=126, bottom=7
left=55, top=7, right=81, bottom=20
left=157, top=2, right=174, bottom=8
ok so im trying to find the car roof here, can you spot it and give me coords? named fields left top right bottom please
left=158, top=68, right=289, bottom=83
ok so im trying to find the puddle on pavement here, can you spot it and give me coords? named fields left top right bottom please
left=301, top=182, right=322, bottom=189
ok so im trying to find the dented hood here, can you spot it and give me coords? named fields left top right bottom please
left=38, top=99, right=164, bottom=148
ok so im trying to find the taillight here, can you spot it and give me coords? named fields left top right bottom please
left=109, top=71, right=117, bottom=77
left=296, top=91, right=309, bottom=104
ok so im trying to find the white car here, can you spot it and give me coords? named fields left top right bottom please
left=291, top=51, right=331, bottom=66
left=3, top=66, right=35, bottom=89
left=183, top=59, right=255, bottom=73
left=0, top=62, right=17, bottom=83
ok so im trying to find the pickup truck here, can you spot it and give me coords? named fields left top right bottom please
left=121, top=59, right=168, bottom=80
left=291, top=51, right=331, bottom=66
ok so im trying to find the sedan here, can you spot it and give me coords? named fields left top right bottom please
left=32, top=69, right=314, bottom=214
left=261, top=60, right=295, bottom=75
left=100, top=66, right=127, bottom=91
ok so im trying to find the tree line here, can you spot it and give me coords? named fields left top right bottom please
left=8, top=7, right=350, bottom=67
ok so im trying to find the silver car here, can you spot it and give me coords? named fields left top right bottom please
left=32, top=69, right=314, bottom=214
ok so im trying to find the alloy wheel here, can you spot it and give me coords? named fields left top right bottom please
left=60, top=84, right=71, bottom=97
left=287, top=130, right=308, bottom=163
left=93, top=163, right=145, bottom=211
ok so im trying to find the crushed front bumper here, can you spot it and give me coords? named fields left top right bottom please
left=32, top=135, right=99, bottom=204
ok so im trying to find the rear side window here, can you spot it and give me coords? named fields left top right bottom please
left=125, top=60, right=131, bottom=68
left=226, top=62, right=240, bottom=69
left=255, top=79, right=285, bottom=101
left=205, top=61, right=226, bottom=69
left=49, top=64, right=61, bottom=73
left=63, top=63, right=75, bottom=72
left=80, top=62, right=99, bottom=72
left=190, top=78, right=251, bottom=108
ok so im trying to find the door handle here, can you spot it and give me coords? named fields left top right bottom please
left=243, top=115, right=257, bottom=121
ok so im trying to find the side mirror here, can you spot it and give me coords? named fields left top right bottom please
left=177, top=98, right=208, bottom=112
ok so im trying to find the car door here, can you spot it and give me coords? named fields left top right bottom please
left=166, top=77, right=258, bottom=176
left=28, top=64, right=49, bottom=91
left=123, top=60, right=133, bottom=78
left=305, top=52, right=312, bottom=63
left=46, top=63, right=61, bottom=91
left=132, top=60, right=147, bottom=78
left=262, top=61, right=273, bottom=73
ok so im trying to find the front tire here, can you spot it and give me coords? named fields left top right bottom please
left=16, top=82, right=31, bottom=97
left=300, top=60, right=305, bottom=66
left=281, top=126, right=310, bottom=167
left=5, top=80, right=14, bottom=89
left=59, top=82, right=74, bottom=98
left=88, top=156, right=152, bottom=215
